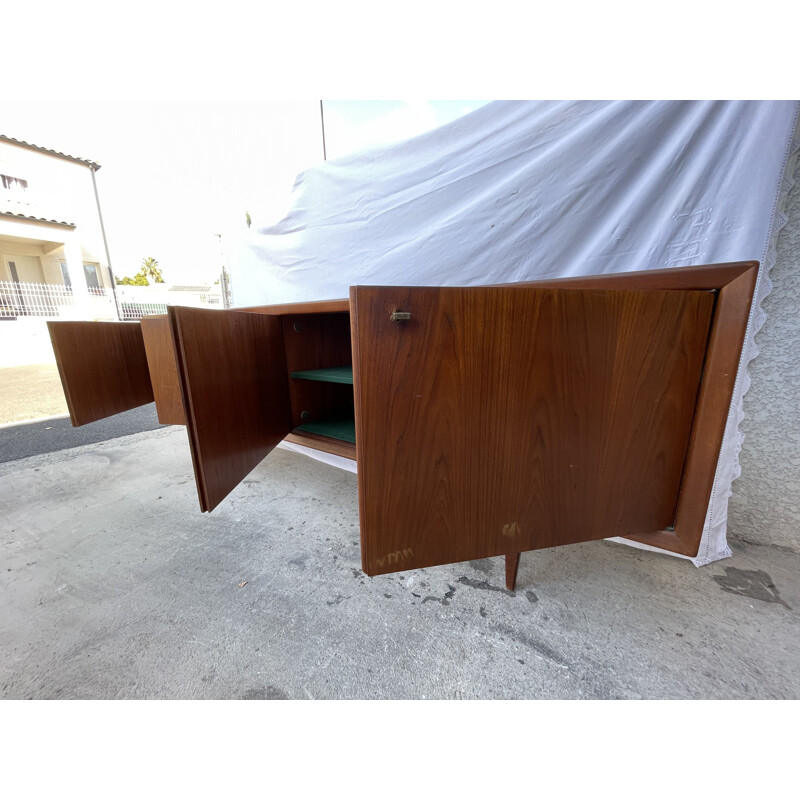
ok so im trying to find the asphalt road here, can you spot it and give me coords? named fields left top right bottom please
left=0, top=403, right=167, bottom=464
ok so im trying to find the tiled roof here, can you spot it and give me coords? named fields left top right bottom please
left=0, top=209, right=76, bottom=228
left=0, top=135, right=101, bottom=170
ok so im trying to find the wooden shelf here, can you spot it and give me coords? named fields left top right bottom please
left=291, top=365, right=353, bottom=385
left=294, top=417, right=356, bottom=443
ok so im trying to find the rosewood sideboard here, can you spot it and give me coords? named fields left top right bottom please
left=47, top=261, right=758, bottom=590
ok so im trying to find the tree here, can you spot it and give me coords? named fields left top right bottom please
left=115, top=273, right=149, bottom=286
left=140, top=257, right=164, bottom=283
left=115, top=257, right=165, bottom=286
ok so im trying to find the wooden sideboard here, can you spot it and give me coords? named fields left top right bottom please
left=47, top=261, right=758, bottom=590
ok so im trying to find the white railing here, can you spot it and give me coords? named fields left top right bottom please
left=0, top=280, right=224, bottom=321
left=0, top=280, right=115, bottom=319
left=115, top=285, right=222, bottom=320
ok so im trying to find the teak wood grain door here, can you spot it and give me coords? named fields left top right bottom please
left=168, top=306, right=292, bottom=512
left=351, top=285, right=716, bottom=576
left=47, top=320, right=154, bottom=426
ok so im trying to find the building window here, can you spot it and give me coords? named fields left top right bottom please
left=83, top=263, right=102, bottom=289
left=1, top=174, right=28, bottom=192
left=59, top=260, right=73, bottom=288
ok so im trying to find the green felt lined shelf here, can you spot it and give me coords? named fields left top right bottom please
left=291, top=365, right=353, bottom=385
left=294, top=418, right=356, bottom=443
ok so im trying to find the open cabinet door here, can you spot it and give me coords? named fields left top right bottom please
left=351, top=285, right=715, bottom=576
left=140, top=315, right=186, bottom=425
left=168, top=307, right=291, bottom=512
left=47, top=321, right=154, bottom=425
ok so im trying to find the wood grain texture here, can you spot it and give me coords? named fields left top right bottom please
left=47, top=320, right=153, bottom=426
left=169, top=306, right=291, bottom=512
left=494, top=261, right=758, bottom=292
left=284, top=431, right=357, bottom=460
left=352, top=286, right=714, bottom=575
left=625, top=264, right=758, bottom=555
left=492, top=261, right=758, bottom=558
left=140, top=315, right=186, bottom=425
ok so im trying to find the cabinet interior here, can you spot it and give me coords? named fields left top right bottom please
left=280, top=311, right=355, bottom=455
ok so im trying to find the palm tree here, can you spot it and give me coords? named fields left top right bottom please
left=140, top=257, right=164, bottom=284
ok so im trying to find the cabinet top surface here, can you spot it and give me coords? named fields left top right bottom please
left=230, top=261, right=757, bottom=317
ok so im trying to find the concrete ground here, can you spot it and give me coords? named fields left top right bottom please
left=0, top=404, right=163, bottom=463
left=1, top=425, right=798, bottom=700
left=0, top=364, right=68, bottom=424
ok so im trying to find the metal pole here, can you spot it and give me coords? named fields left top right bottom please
left=215, top=233, right=231, bottom=308
left=90, top=165, right=122, bottom=320
left=320, top=100, right=327, bottom=161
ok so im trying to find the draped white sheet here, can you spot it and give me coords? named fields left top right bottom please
left=231, top=100, right=800, bottom=565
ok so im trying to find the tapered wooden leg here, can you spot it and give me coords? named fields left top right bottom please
left=505, top=552, right=520, bottom=591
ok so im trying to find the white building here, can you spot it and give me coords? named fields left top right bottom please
left=0, top=134, right=116, bottom=319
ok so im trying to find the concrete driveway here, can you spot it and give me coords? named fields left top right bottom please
left=1, top=425, right=799, bottom=700
left=0, top=364, right=68, bottom=425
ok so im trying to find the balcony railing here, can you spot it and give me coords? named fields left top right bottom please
left=0, top=281, right=114, bottom=319
left=115, top=285, right=222, bottom=320
left=0, top=280, right=223, bottom=320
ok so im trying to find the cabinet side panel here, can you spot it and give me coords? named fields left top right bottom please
left=169, top=307, right=291, bottom=512
left=140, top=315, right=186, bottom=425
left=627, top=266, right=758, bottom=555
left=47, top=320, right=154, bottom=426
left=352, top=286, right=714, bottom=575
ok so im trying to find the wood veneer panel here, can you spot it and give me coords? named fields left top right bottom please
left=140, top=315, right=186, bottom=425
left=495, top=261, right=758, bottom=292
left=511, top=261, right=759, bottom=558
left=47, top=320, right=153, bottom=426
left=352, top=285, right=714, bottom=575
left=284, top=431, right=357, bottom=460
left=169, top=306, right=291, bottom=512
left=626, top=264, right=758, bottom=555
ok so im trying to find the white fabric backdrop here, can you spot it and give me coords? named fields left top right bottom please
left=231, top=100, right=800, bottom=565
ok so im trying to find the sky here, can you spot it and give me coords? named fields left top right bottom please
left=4, top=99, right=487, bottom=285
left=2, top=2, right=788, bottom=288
